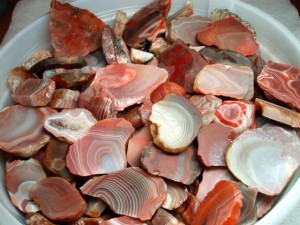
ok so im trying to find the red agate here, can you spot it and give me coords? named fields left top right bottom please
left=79, top=64, right=168, bottom=120
left=80, top=167, right=167, bottom=220
left=31, top=177, right=87, bottom=223
left=12, top=79, right=56, bottom=107
left=122, top=0, right=171, bottom=48
left=6, top=159, right=46, bottom=213
left=0, top=105, right=55, bottom=157
left=191, top=180, right=243, bottom=225
left=193, top=64, right=254, bottom=100
left=66, top=118, right=134, bottom=176
left=257, top=61, right=300, bottom=112
left=197, top=123, right=236, bottom=166
left=214, top=100, right=256, bottom=133
left=102, top=216, right=146, bottom=225
left=50, top=0, right=105, bottom=57
left=141, top=143, right=202, bottom=185
left=197, top=17, right=259, bottom=56
left=158, top=39, right=207, bottom=93
left=150, top=82, right=186, bottom=103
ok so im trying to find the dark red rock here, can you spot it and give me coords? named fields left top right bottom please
left=44, top=139, right=73, bottom=181
left=197, top=123, right=236, bottom=166
left=48, top=88, right=80, bottom=109
left=51, top=72, right=93, bottom=89
left=150, top=82, right=186, bottom=103
left=50, top=0, right=105, bottom=57
left=31, top=177, right=87, bottom=223
left=141, top=143, right=202, bottom=185
left=158, top=39, right=207, bottom=93
left=122, top=0, right=171, bottom=48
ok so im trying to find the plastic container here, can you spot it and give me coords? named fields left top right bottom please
left=0, top=0, right=300, bottom=224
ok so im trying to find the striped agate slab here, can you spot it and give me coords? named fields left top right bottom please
left=194, top=63, right=254, bottom=100
left=12, top=78, right=55, bottom=107
left=66, top=118, right=134, bottom=176
left=257, top=61, right=300, bottom=112
left=80, top=167, right=167, bottom=220
left=0, top=105, right=55, bottom=157
left=141, top=143, right=202, bottom=185
left=6, top=159, right=46, bottom=213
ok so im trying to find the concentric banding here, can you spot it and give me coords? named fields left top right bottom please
left=80, top=167, right=167, bottom=220
left=150, top=95, right=202, bottom=153
left=226, top=126, right=300, bottom=196
left=66, top=118, right=135, bottom=176
left=44, top=108, right=97, bottom=143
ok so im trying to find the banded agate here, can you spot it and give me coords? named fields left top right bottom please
left=66, top=118, right=134, bottom=176
left=80, top=167, right=167, bottom=220
left=257, top=61, right=300, bottom=112
left=0, top=105, right=55, bottom=157
left=6, top=159, right=46, bottom=213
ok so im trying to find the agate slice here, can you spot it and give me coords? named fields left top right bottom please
left=189, top=94, right=222, bottom=125
left=6, top=159, right=46, bottom=213
left=22, top=50, right=52, bottom=71
left=191, top=180, right=243, bottom=225
left=44, top=139, right=73, bottom=181
left=166, top=16, right=211, bottom=45
left=162, top=180, right=189, bottom=210
left=197, top=123, right=236, bottom=167
left=255, top=98, right=300, bottom=128
left=44, top=108, right=97, bottom=144
left=31, top=177, right=87, bottom=222
left=122, top=0, right=171, bottom=48
left=150, top=82, right=186, bottom=103
left=226, top=126, right=300, bottom=196
left=235, top=182, right=258, bottom=225
left=0, top=105, right=54, bottom=157
left=197, top=17, right=259, bottom=56
left=102, top=216, right=146, bottom=225
left=50, top=0, right=105, bottom=57
left=127, top=126, right=153, bottom=167
left=141, top=143, right=202, bottom=185
left=12, top=78, right=56, bottom=107
left=48, top=88, right=80, bottom=109
left=80, top=167, right=167, bottom=220
left=193, top=64, right=254, bottom=100
left=8, top=67, right=36, bottom=92
left=71, top=217, right=104, bottom=225
left=149, top=95, right=202, bottom=153
left=152, top=208, right=185, bottom=225
left=196, top=167, right=236, bottom=203
left=79, top=64, right=168, bottom=120
left=25, top=213, right=56, bottom=225
left=257, top=61, right=300, bottom=112
left=66, top=118, right=134, bottom=176
left=158, top=39, right=207, bottom=93
left=214, top=100, right=256, bottom=133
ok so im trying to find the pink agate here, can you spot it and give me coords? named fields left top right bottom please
left=66, top=118, right=135, bottom=176
left=79, top=64, right=168, bottom=120
left=0, top=105, right=55, bottom=157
